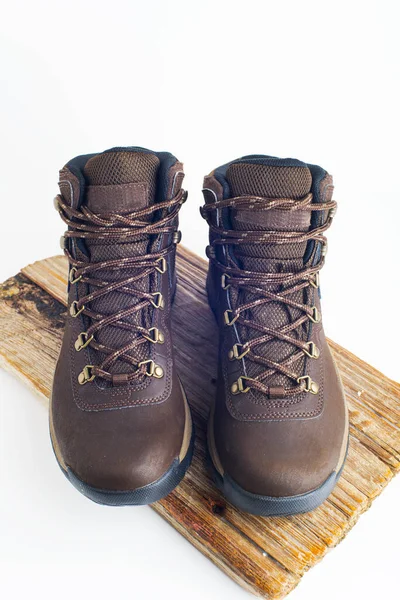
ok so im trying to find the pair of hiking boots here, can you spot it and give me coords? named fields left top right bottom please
left=50, top=147, right=348, bottom=516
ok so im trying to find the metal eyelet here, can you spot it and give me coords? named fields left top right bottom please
left=172, top=231, right=182, bottom=244
left=221, top=274, right=231, bottom=290
left=143, top=327, right=165, bottom=344
left=138, top=359, right=164, bottom=379
left=206, top=245, right=215, bottom=260
left=310, top=272, right=320, bottom=288
left=69, top=301, right=84, bottom=318
left=150, top=292, right=164, bottom=309
left=74, top=332, right=93, bottom=352
left=328, top=206, right=337, bottom=219
left=69, top=267, right=82, bottom=284
left=155, top=257, right=167, bottom=274
left=297, top=375, right=319, bottom=395
left=231, top=376, right=254, bottom=395
left=228, top=343, right=250, bottom=360
left=78, top=365, right=95, bottom=385
left=303, top=341, right=320, bottom=359
left=53, top=195, right=60, bottom=210
left=224, top=309, right=239, bottom=326
left=308, top=306, right=321, bottom=323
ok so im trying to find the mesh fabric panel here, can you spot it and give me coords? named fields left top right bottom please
left=226, top=162, right=312, bottom=392
left=227, top=163, right=312, bottom=200
left=84, top=151, right=160, bottom=200
left=81, top=151, right=161, bottom=378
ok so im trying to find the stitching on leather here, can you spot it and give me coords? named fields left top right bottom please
left=224, top=352, right=323, bottom=421
left=69, top=340, right=173, bottom=411
left=59, top=179, right=74, bottom=207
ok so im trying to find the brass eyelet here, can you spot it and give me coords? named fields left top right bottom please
left=70, top=301, right=84, bottom=318
left=69, top=267, right=82, bottom=284
left=308, top=306, right=321, bottom=323
left=303, top=341, right=320, bottom=359
left=150, top=292, right=164, bottom=309
left=228, top=343, right=250, bottom=361
left=74, top=332, right=93, bottom=352
left=143, top=327, right=165, bottom=344
left=310, top=272, right=320, bottom=288
left=231, top=376, right=254, bottom=395
left=78, top=365, right=95, bottom=385
left=297, top=375, right=319, bottom=395
left=155, top=257, right=167, bottom=274
left=138, top=359, right=164, bottom=379
left=221, top=274, right=231, bottom=290
left=224, top=309, right=239, bottom=326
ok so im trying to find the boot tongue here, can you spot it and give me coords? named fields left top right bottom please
left=225, top=161, right=313, bottom=394
left=227, top=162, right=312, bottom=265
left=84, top=150, right=159, bottom=214
left=83, top=151, right=160, bottom=261
left=81, top=150, right=161, bottom=377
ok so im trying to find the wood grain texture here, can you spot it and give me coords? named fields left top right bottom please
left=0, top=246, right=399, bottom=599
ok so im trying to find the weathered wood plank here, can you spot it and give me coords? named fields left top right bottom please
left=0, top=246, right=398, bottom=600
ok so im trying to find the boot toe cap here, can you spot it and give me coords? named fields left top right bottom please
left=213, top=418, right=347, bottom=499
left=69, top=443, right=177, bottom=492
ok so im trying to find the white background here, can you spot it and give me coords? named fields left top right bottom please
left=1, top=1, right=399, bottom=599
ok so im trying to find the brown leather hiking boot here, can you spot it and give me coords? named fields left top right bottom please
left=201, top=155, right=348, bottom=516
left=50, top=147, right=193, bottom=505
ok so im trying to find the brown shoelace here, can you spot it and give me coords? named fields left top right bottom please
left=201, top=193, right=337, bottom=397
left=55, top=188, right=187, bottom=385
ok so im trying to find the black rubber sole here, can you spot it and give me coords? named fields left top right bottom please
left=207, top=439, right=349, bottom=517
left=52, top=426, right=195, bottom=507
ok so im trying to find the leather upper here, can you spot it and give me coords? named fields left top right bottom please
left=204, top=160, right=348, bottom=497
left=51, top=151, right=188, bottom=491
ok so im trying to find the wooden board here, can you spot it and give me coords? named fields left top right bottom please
left=0, top=246, right=399, bottom=599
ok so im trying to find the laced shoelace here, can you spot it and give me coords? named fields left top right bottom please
left=201, top=192, right=337, bottom=398
left=55, top=188, right=187, bottom=386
